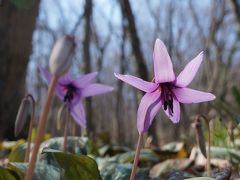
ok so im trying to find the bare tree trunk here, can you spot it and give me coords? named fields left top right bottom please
left=115, top=18, right=127, bottom=144
left=82, top=0, right=93, bottom=135
left=0, top=1, right=40, bottom=140
left=119, top=0, right=158, bottom=144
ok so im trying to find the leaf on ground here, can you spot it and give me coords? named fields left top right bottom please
left=40, top=136, right=89, bottom=155
left=9, top=162, right=60, bottom=180
left=118, top=149, right=159, bottom=164
left=212, top=167, right=231, bottom=180
left=149, top=158, right=193, bottom=178
left=43, top=150, right=102, bottom=180
left=98, top=145, right=130, bottom=157
left=8, top=143, right=28, bottom=162
left=0, top=166, right=21, bottom=180
left=100, top=163, right=148, bottom=180
left=153, top=142, right=188, bottom=161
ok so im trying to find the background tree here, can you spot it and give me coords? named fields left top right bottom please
left=0, top=0, right=40, bottom=140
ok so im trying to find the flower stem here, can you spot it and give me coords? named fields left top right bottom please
left=130, top=133, right=143, bottom=180
left=200, top=115, right=211, bottom=177
left=25, top=76, right=58, bottom=180
left=24, top=94, right=35, bottom=163
left=63, top=109, right=69, bottom=152
left=206, top=120, right=211, bottom=177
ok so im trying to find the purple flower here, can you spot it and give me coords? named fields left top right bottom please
left=115, top=39, right=215, bottom=134
left=39, top=67, right=113, bottom=128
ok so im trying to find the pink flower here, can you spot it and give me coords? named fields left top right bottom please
left=39, top=67, right=113, bottom=128
left=115, top=39, right=215, bottom=134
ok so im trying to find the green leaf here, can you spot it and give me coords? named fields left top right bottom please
left=98, top=145, right=130, bottom=157
left=8, top=143, right=27, bottom=162
left=211, top=146, right=240, bottom=166
left=40, top=136, right=89, bottom=155
left=118, top=149, right=159, bottom=164
left=100, top=163, right=148, bottom=180
left=9, top=162, right=60, bottom=180
left=7, top=164, right=24, bottom=180
left=43, top=150, right=102, bottom=180
left=0, top=167, right=20, bottom=180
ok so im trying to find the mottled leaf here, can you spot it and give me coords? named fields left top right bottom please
left=149, top=158, right=192, bottom=178
left=100, top=163, right=148, bottom=180
left=118, top=149, right=159, bottom=164
left=40, top=136, right=88, bottom=155
left=43, top=150, right=102, bottom=180
left=9, top=162, right=60, bottom=180
left=8, top=142, right=27, bottom=162
left=0, top=166, right=21, bottom=180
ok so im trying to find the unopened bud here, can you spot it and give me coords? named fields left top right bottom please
left=49, top=35, right=75, bottom=76
left=15, top=98, right=30, bottom=137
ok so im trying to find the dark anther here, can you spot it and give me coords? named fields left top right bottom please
left=161, top=83, right=174, bottom=114
left=63, top=84, right=76, bottom=103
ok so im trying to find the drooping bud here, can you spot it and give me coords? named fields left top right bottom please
left=49, top=35, right=75, bottom=76
left=15, top=98, right=30, bottom=137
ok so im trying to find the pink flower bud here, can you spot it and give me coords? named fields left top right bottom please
left=49, top=35, right=75, bottom=76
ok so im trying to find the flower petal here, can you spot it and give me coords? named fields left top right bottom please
left=38, top=66, right=52, bottom=84
left=81, top=83, right=113, bottom=97
left=173, top=87, right=216, bottom=103
left=163, top=98, right=180, bottom=123
left=70, top=102, right=86, bottom=128
left=73, top=72, right=98, bottom=88
left=175, top=52, right=203, bottom=87
left=137, top=90, right=161, bottom=134
left=114, top=73, right=158, bottom=92
left=153, top=39, right=175, bottom=83
left=58, top=73, right=73, bottom=85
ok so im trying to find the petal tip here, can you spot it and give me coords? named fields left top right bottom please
left=114, top=72, right=119, bottom=77
left=210, top=94, right=216, bottom=100
left=155, top=38, right=162, bottom=44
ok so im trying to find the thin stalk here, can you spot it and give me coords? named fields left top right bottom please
left=25, top=76, right=58, bottom=180
left=71, top=120, right=77, bottom=154
left=206, top=121, right=211, bottom=177
left=24, top=94, right=35, bottom=163
left=200, top=115, right=211, bottom=177
left=63, top=108, right=70, bottom=152
left=72, top=119, right=76, bottom=137
left=130, top=133, right=143, bottom=180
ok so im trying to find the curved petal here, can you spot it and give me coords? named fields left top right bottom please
left=38, top=66, right=52, bottom=84
left=153, top=39, right=175, bottom=83
left=73, top=72, right=98, bottom=88
left=58, top=73, right=73, bottom=85
left=175, top=52, right=203, bottom=87
left=55, top=84, right=65, bottom=101
left=173, top=87, right=216, bottom=104
left=137, top=90, right=161, bottom=134
left=114, top=73, right=158, bottom=92
left=81, top=83, right=113, bottom=97
left=70, top=102, right=86, bottom=128
left=163, top=98, right=180, bottom=123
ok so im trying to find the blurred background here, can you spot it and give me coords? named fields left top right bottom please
left=0, top=0, right=240, bottom=147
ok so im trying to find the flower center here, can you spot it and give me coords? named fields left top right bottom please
left=63, top=83, right=77, bottom=103
left=160, top=83, right=174, bottom=114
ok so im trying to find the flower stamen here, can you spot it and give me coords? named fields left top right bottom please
left=64, top=84, right=77, bottom=103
